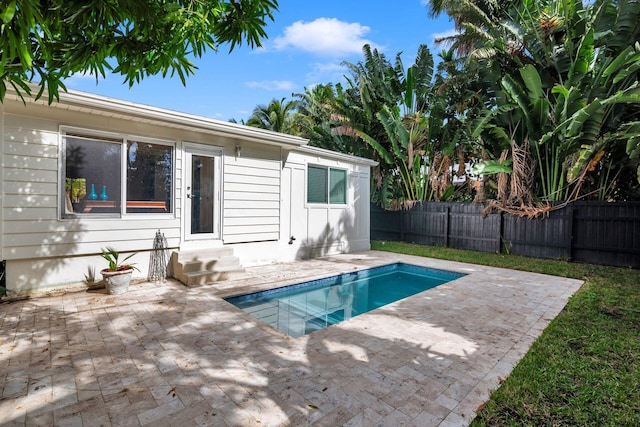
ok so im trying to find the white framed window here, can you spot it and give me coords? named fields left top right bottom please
left=307, top=165, right=347, bottom=205
left=60, top=128, right=174, bottom=218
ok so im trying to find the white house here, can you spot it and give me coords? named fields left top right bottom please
left=0, top=88, right=377, bottom=295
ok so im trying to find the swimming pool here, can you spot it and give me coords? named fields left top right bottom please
left=225, top=263, right=466, bottom=338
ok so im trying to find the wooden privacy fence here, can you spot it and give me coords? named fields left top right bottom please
left=371, top=202, right=640, bottom=269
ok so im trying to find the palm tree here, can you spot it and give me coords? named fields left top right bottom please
left=246, top=98, right=298, bottom=134
left=337, top=44, right=462, bottom=206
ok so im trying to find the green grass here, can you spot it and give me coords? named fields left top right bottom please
left=371, top=241, right=640, bottom=426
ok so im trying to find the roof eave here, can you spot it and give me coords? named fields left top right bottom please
left=295, top=145, right=378, bottom=167
left=7, top=87, right=309, bottom=149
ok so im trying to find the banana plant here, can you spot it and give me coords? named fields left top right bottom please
left=472, top=3, right=640, bottom=202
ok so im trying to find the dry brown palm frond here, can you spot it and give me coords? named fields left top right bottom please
left=373, top=165, right=383, bottom=189
left=438, top=155, right=452, bottom=198
left=331, top=125, right=359, bottom=139
left=388, top=199, right=419, bottom=211
left=509, top=138, right=534, bottom=207
left=429, top=152, right=443, bottom=193
left=497, top=149, right=510, bottom=205
left=588, top=149, right=605, bottom=172
left=471, top=178, right=486, bottom=203
left=483, top=200, right=555, bottom=219
left=407, top=142, right=415, bottom=171
left=456, top=145, right=466, bottom=178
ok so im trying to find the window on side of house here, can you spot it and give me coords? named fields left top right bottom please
left=307, top=165, right=347, bottom=205
left=61, top=130, right=174, bottom=218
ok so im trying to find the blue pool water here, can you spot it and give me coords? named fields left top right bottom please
left=225, top=263, right=466, bottom=338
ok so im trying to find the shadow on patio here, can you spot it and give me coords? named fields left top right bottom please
left=0, top=251, right=582, bottom=426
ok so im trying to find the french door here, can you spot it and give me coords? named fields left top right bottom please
left=184, top=144, right=222, bottom=241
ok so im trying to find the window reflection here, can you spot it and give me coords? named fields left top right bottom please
left=127, top=142, right=172, bottom=213
left=64, top=135, right=121, bottom=215
left=62, top=132, right=173, bottom=217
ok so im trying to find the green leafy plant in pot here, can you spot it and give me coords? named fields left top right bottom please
left=100, top=247, right=139, bottom=295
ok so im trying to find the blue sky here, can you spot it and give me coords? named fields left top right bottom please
left=65, top=0, right=454, bottom=122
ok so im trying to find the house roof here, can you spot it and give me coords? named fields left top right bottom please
left=6, top=86, right=378, bottom=166
left=7, top=87, right=308, bottom=149
left=297, top=145, right=378, bottom=167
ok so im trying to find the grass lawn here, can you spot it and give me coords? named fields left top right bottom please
left=371, top=241, right=640, bottom=426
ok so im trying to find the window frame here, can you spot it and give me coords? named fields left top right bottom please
left=59, top=126, right=176, bottom=219
left=306, top=164, right=348, bottom=207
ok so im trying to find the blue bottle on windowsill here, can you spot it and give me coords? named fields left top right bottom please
left=89, top=184, right=98, bottom=200
left=100, top=185, right=108, bottom=200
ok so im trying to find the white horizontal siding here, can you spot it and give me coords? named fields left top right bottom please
left=4, top=227, right=180, bottom=247
left=3, top=194, right=56, bottom=208
left=4, top=181, right=58, bottom=195
left=225, top=173, right=280, bottom=187
left=3, top=168, right=57, bottom=182
left=224, top=216, right=279, bottom=226
left=224, top=208, right=279, bottom=218
left=223, top=230, right=280, bottom=244
left=5, top=219, right=178, bottom=234
left=225, top=200, right=279, bottom=210
left=223, top=151, right=281, bottom=243
left=6, top=238, right=181, bottom=260
left=225, top=191, right=279, bottom=202
left=224, top=182, right=279, bottom=193
left=225, top=162, right=280, bottom=178
left=3, top=207, right=58, bottom=221
left=2, top=112, right=182, bottom=260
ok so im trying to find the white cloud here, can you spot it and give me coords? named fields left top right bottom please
left=306, top=61, right=347, bottom=83
left=245, top=80, right=296, bottom=91
left=273, top=18, right=377, bottom=57
left=63, top=71, right=100, bottom=87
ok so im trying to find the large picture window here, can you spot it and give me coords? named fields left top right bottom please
left=307, top=165, right=347, bottom=205
left=62, top=130, right=173, bottom=217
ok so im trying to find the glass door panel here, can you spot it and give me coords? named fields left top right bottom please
left=184, top=144, right=221, bottom=241
left=191, top=155, right=215, bottom=234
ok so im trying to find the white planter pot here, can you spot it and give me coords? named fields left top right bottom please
left=101, top=269, right=133, bottom=295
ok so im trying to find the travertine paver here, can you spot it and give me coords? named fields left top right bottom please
left=0, top=251, right=583, bottom=426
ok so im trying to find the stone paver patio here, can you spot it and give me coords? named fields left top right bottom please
left=0, top=251, right=583, bottom=426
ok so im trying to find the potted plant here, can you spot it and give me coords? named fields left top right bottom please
left=100, top=247, right=138, bottom=295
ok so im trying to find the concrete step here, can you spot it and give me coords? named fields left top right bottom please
left=171, top=247, right=244, bottom=287
left=183, top=266, right=246, bottom=287
left=173, top=247, right=234, bottom=264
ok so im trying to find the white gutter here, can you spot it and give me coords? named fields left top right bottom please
left=295, top=145, right=378, bottom=167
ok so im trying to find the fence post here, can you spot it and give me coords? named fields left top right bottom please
left=498, top=211, right=504, bottom=254
left=566, top=206, right=574, bottom=262
left=444, top=206, right=450, bottom=247
left=400, top=208, right=405, bottom=242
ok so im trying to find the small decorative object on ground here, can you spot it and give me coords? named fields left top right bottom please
left=148, top=229, right=168, bottom=282
left=100, top=247, right=138, bottom=295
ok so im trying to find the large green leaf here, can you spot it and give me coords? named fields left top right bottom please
left=354, top=129, right=394, bottom=164
left=404, top=67, right=415, bottom=111
left=567, top=28, right=594, bottom=87
left=0, top=1, right=16, bottom=23
left=520, top=64, right=543, bottom=101
left=471, top=159, right=513, bottom=175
